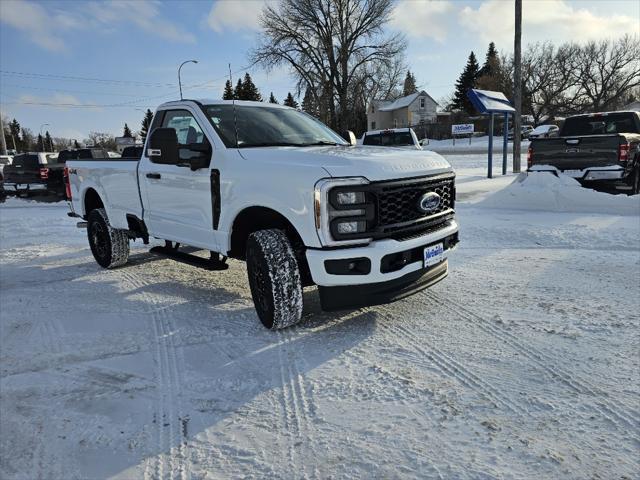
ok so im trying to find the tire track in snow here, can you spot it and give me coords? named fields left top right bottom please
left=424, top=291, right=640, bottom=435
left=375, top=305, right=524, bottom=414
left=117, top=269, right=191, bottom=480
left=277, top=328, right=319, bottom=479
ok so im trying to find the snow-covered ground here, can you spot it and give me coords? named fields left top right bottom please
left=1, top=155, right=639, bottom=479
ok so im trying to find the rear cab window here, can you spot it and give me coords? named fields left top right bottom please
left=562, top=113, right=640, bottom=136
left=12, top=154, right=40, bottom=167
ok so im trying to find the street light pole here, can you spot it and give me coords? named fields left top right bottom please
left=39, top=123, right=50, bottom=152
left=178, top=60, right=198, bottom=100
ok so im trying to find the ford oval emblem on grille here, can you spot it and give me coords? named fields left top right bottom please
left=418, top=192, right=441, bottom=213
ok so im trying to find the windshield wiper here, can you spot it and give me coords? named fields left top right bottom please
left=237, top=142, right=305, bottom=148
left=298, top=141, right=344, bottom=147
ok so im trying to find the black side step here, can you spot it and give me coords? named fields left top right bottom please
left=149, top=245, right=229, bottom=271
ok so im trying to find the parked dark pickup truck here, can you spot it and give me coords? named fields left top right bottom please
left=527, top=111, right=640, bottom=194
left=4, top=148, right=109, bottom=197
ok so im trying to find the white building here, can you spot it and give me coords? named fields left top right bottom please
left=367, top=91, right=439, bottom=132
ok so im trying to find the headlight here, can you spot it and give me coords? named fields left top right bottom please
left=336, top=191, right=365, bottom=205
left=314, top=177, right=374, bottom=246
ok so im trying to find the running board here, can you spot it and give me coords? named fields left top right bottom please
left=149, top=246, right=229, bottom=271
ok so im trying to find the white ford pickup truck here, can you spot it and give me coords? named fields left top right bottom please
left=67, top=99, right=459, bottom=329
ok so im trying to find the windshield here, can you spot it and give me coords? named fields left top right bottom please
left=203, top=104, right=348, bottom=148
left=561, top=114, right=640, bottom=136
left=363, top=131, right=414, bottom=146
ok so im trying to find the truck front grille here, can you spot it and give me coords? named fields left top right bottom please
left=371, top=173, right=455, bottom=239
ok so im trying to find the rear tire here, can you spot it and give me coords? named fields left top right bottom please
left=87, top=208, right=130, bottom=268
left=246, top=229, right=303, bottom=329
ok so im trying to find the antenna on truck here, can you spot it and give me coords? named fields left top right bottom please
left=229, top=63, right=239, bottom=149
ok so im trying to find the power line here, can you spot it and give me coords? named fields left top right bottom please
left=0, top=83, right=147, bottom=97
left=0, top=70, right=176, bottom=88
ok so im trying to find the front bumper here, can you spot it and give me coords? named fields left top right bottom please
left=305, top=219, right=458, bottom=286
left=319, top=259, right=449, bottom=311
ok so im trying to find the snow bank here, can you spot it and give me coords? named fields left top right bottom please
left=478, top=172, right=640, bottom=216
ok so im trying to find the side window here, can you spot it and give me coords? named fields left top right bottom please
left=162, top=110, right=205, bottom=145
left=154, top=109, right=210, bottom=165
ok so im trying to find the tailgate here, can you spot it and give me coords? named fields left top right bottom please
left=3, top=154, right=42, bottom=184
left=531, top=135, right=622, bottom=170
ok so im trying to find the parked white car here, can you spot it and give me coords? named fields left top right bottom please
left=68, top=100, right=459, bottom=329
left=360, top=128, right=422, bottom=150
left=528, top=124, right=559, bottom=139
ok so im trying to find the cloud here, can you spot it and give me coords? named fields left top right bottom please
left=390, top=0, right=453, bottom=42
left=0, top=0, right=195, bottom=53
left=0, top=0, right=67, bottom=52
left=85, top=0, right=196, bottom=43
left=207, top=0, right=267, bottom=33
left=459, top=0, right=638, bottom=47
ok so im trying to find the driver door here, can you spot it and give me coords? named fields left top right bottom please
left=139, top=108, right=217, bottom=250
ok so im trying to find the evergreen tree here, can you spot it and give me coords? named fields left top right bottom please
left=223, top=80, right=234, bottom=100
left=480, top=42, right=499, bottom=77
left=269, top=92, right=278, bottom=104
left=44, top=131, right=53, bottom=151
left=140, top=109, right=153, bottom=142
left=476, top=42, right=502, bottom=92
left=241, top=73, right=262, bottom=101
left=283, top=92, right=298, bottom=109
left=233, top=78, right=244, bottom=100
left=452, top=51, right=480, bottom=115
left=36, top=134, right=44, bottom=152
left=301, top=87, right=318, bottom=117
left=123, top=123, right=133, bottom=138
left=403, top=71, right=418, bottom=97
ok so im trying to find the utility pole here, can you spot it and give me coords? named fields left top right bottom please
left=513, top=0, right=522, bottom=173
left=0, top=114, right=7, bottom=155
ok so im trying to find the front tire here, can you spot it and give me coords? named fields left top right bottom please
left=87, top=208, right=130, bottom=268
left=246, top=229, right=303, bottom=329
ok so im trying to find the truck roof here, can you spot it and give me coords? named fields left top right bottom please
left=158, top=99, right=293, bottom=110
left=569, top=110, right=640, bottom=118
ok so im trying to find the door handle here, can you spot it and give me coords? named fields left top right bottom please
left=146, top=173, right=161, bottom=179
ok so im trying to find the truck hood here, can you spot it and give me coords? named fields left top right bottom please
left=238, top=145, right=453, bottom=181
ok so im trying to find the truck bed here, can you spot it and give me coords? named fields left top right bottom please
left=68, top=157, right=142, bottom=230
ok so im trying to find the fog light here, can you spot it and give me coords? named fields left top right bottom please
left=336, top=191, right=365, bottom=205
left=336, top=220, right=366, bottom=234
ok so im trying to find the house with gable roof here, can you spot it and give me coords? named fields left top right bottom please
left=367, top=90, right=439, bottom=132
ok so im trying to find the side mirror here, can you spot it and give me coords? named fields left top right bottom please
left=177, top=142, right=212, bottom=171
left=342, top=130, right=357, bottom=146
left=148, top=128, right=178, bottom=164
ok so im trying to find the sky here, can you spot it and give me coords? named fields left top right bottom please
left=0, top=0, right=638, bottom=141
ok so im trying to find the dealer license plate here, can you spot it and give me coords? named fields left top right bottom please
left=561, top=169, right=584, bottom=178
left=424, top=243, right=444, bottom=268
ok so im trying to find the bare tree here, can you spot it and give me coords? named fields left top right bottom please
left=522, top=42, right=579, bottom=123
left=251, top=0, right=406, bottom=131
left=571, top=35, right=640, bottom=112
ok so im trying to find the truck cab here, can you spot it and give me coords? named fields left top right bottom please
left=68, top=100, right=459, bottom=329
